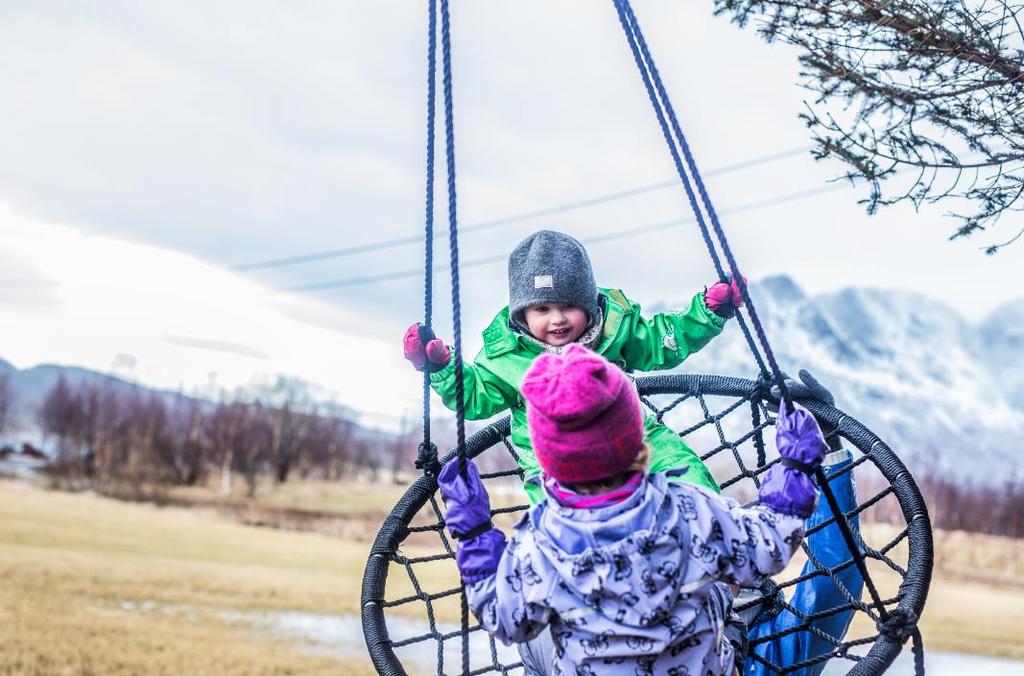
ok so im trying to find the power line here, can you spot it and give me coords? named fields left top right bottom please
left=285, top=254, right=506, bottom=293
left=236, top=146, right=809, bottom=271
left=283, top=181, right=846, bottom=294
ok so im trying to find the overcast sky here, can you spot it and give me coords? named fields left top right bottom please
left=0, top=1, right=1020, bottom=427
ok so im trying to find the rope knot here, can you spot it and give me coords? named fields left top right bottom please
left=877, top=609, right=919, bottom=644
left=753, top=373, right=771, bottom=398
left=416, top=441, right=441, bottom=478
left=752, top=578, right=785, bottom=623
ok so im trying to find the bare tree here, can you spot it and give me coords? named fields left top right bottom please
left=388, top=417, right=420, bottom=484
left=715, top=0, right=1024, bottom=252
left=206, top=400, right=243, bottom=495
left=237, top=402, right=274, bottom=497
left=0, top=372, right=12, bottom=439
left=317, top=413, right=356, bottom=479
left=863, top=466, right=1024, bottom=538
left=75, top=382, right=112, bottom=478
left=137, top=392, right=174, bottom=482
left=269, top=400, right=300, bottom=484
left=34, top=373, right=404, bottom=491
left=39, top=376, right=80, bottom=462
left=179, top=396, right=207, bottom=486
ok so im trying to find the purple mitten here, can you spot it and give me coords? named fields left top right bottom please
left=437, top=459, right=505, bottom=582
left=456, top=529, right=507, bottom=583
left=759, top=399, right=829, bottom=518
left=437, top=458, right=493, bottom=538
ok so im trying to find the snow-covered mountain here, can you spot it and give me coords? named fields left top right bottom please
left=0, top=360, right=202, bottom=449
left=651, top=276, right=1024, bottom=484
left=0, top=359, right=147, bottom=427
left=3, top=277, right=1019, bottom=483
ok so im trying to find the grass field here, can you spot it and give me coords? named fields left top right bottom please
left=0, top=480, right=382, bottom=675
left=3, top=478, right=1023, bottom=675
left=780, top=522, right=1024, bottom=661
left=163, top=475, right=412, bottom=516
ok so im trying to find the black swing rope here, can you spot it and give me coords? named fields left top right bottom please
left=418, top=0, right=474, bottom=672
left=609, top=0, right=924, bottom=672
left=609, top=0, right=781, bottom=399
left=437, top=0, right=475, bottom=670
left=416, top=0, right=438, bottom=480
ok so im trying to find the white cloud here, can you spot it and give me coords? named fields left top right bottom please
left=0, top=204, right=422, bottom=427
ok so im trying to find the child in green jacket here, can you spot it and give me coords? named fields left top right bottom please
left=404, top=230, right=744, bottom=504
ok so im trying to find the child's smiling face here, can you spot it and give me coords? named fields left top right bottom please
left=523, top=303, right=589, bottom=347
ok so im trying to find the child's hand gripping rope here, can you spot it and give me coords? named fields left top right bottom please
left=771, top=369, right=844, bottom=454
left=771, top=369, right=835, bottom=407
left=758, top=400, right=830, bottom=518
left=403, top=323, right=451, bottom=372
left=437, top=459, right=507, bottom=583
left=703, top=275, right=747, bottom=319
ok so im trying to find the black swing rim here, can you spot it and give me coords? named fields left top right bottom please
left=361, top=374, right=933, bottom=676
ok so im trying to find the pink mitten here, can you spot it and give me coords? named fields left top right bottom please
left=403, top=323, right=451, bottom=372
left=704, top=275, right=747, bottom=318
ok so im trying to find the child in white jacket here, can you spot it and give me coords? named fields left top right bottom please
left=438, top=344, right=828, bottom=675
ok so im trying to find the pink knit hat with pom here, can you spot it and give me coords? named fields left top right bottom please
left=521, top=343, right=644, bottom=483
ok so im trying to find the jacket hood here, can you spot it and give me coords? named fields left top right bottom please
left=477, top=470, right=802, bottom=673
left=523, top=473, right=707, bottom=627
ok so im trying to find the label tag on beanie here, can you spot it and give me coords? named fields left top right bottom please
left=534, top=275, right=554, bottom=289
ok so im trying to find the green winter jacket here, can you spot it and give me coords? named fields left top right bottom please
left=430, top=288, right=726, bottom=503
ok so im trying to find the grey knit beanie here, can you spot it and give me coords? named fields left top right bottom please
left=508, top=230, right=599, bottom=321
